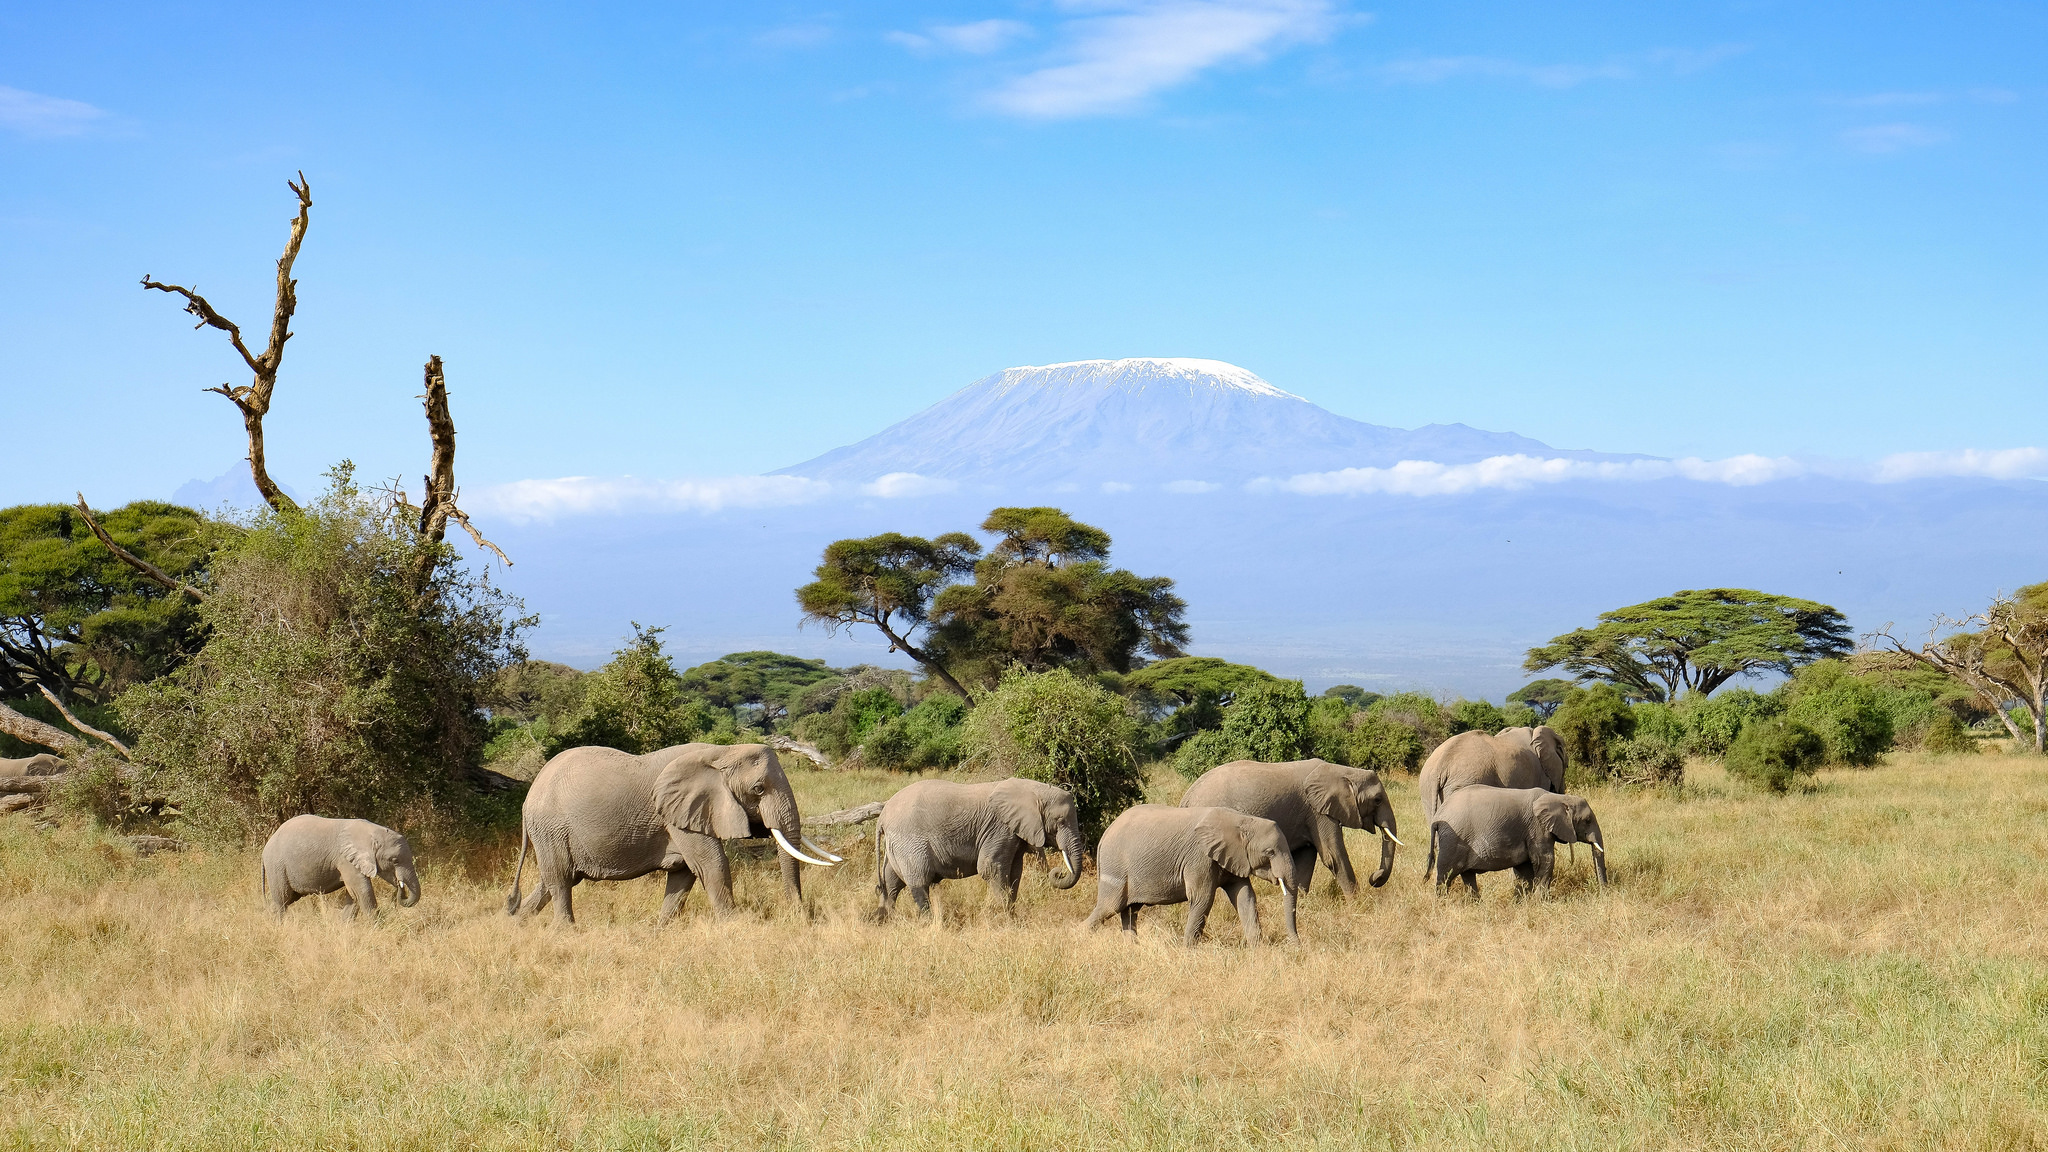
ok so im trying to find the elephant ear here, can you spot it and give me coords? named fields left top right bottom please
left=653, top=761, right=753, bottom=840
left=1194, top=809, right=1253, bottom=877
left=1534, top=795, right=1578, bottom=845
left=990, top=781, right=1048, bottom=847
left=338, top=825, right=380, bottom=879
left=1303, top=764, right=1364, bottom=827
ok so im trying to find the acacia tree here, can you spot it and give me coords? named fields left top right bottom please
left=1870, top=583, right=2048, bottom=753
left=1526, top=588, right=1852, bottom=702
left=796, top=532, right=982, bottom=701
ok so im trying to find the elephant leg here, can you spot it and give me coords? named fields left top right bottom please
left=977, top=844, right=1024, bottom=911
left=519, top=879, right=552, bottom=919
left=1225, top=877, right=1265, bottom=946
left=1512, top=861, right=1536, bottom=898
left=670, top=831, right=733, bottom=916
left=907, top=880, right=935, bottom=918
left=1460, top=872, right=1480, bottom=899
left=1185, top=876, right=1218, bottom=946
left=340, top=872, right=378, bottom=921
left=1120, top=906, right=1138, bottom=934
left=658, top=867, right=697, bottom=924
left=1084, top=877, right=1124, bottom=931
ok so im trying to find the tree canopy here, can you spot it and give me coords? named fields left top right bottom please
left=1525, top=589, right=1852, bottom=702
left=0, top=501, right=213, bottom=705
left=1873, top=580, right=2048, bottom=753
left=1507, top=678, right=1574, bottom=719
left=679, top=650, right=839, bottom=726
left=798, top=508, right=1186, bottom=699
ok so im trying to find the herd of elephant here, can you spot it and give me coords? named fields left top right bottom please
left=257, top=727, right=1609, bottom=943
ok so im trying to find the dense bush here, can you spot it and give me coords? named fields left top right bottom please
left=1725, top=718, right=1826, bottom=792
left=1364, top=692, right=1451, bottom=760
left=1682, top=688, right=1781, bottom=757
left=119, top=469, right=528, bottom=842
left=1172, top=728, right=1245, bottom=780
left=1782, top=661, right=1894, bottom=767
left=961, top=668, right=1143, bottom=838
left=1221, top=679, right=1311, bottom=762
left=1499, top=703, right=1540, bottom=729
left=1346, top=712, right=1425, bottom=773
left=1608, top=734, right=1685, bottom=786
left=1921, top=710, right=1977, bottom=755
left=1552, top=684, right=1636, bottom=782
left=546, top=625, right=718, bottom=756
left=1448, top=699, right=1507, bottom=735
left=863, top=694, right=967, bottom=771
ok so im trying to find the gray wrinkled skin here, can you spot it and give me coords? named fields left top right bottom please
left=1182, top=758, right=1399, bottom=940
left=506, top=742, right=814, bottom=926
left=875, top=777, right=1085, bottom=920
left=1083, top=805, right=1298, bottom=945
left=1428, top=785, right=1607, bottom=898
left=260, top=814, right=420, bottom=920
left=1418, top=725, right=1568, bottom=832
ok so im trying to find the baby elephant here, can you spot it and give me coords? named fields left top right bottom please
left=1428, top=786, right=1606, bottom=898
left=876, top=777, right=1085, bottom=920
left=261, top=815, right=420, bottom=919
left=1084, top=805, right=1297, bottom=945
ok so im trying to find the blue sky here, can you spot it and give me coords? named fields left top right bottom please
left=3, top=1, right=2043, bottom=508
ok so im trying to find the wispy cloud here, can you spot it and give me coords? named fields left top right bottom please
left=888, top=19, right=1033, bottom=56
left=1263, top=448, right=2047, bottom=497
left=1378, top=44, right=1745, bottom=89
left=986, top=0, right=1338, bottom=119
left=468, top=476, right=833, bottom=523
left=862, top=472, right=958, bottom=498
left=1842, top=122, right=1947, bottom=153
left=1872, top=448, right=2048, bottom=482
left=0, top=85, right=107, bottom=138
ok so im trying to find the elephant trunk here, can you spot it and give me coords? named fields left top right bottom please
left=1048, top=825, right=1085, bottom=890
left=1368, top=796, right=1397, bottom=888
left=1588, top=824, right=1608, bottom=888
left=394, top=865, right=421, bottom=907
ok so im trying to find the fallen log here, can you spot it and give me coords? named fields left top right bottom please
left=0, top=794, right=38, bottom=816
left=804, top=801, right=884, bottom=827
left=0, top=774, right=63, bottom=796
left=767, top=736, right=831, bottom=769
left=126, top=835, right=186, bottom=855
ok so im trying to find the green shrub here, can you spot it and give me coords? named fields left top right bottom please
left=961, top=668, right=1143, bottom=838
left=1347, top=713, right=1425, bottom=773
left=1683, top=688, right=1780, bottom=757
left=1499, top=703, right=1540, bottom=730
left=1725, top=718, right=1826, bottom=792
left=1782, top=661, right=1894, bottom=766
left=1364, top=692, right=1451, bottom=760
left=118, top=467, right=528, bottom=842
left=1448, top=699, right=1507, bottom=735
left=548, top=624, right=715, bottom=756
left=1629, top=702, right=1688, bottom=750
left=1305, top=695, right=1355, bottom=763
left=1609, top=735, right=1685, bottom=786
left=1173, top=728, right=1246, bottom=781
left=1552, top=684, right=1636, bottom=781
left=1921, top=710, right=1977, bottom=755
left=863, top=695, right=967, bottom=771
left=1221, top=679, right=1310, bottom=762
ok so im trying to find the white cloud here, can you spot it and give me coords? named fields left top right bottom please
left=0, top=86, right=107, bottom=138
left=891, top=19, right=1033, bottom=55
left=863, top=472, right=959, bottom=498
left=467, top=475, right=832, bottom=522
left=1873, top=448, right=2048, bottom=483
left=1842, top=123, right=1947, bottom=153
left=986, top=0, right=1336, bottom=119
left=1100, top=481, right=1135, bottom=493
left=1264, top=453, right=1809, bottom=496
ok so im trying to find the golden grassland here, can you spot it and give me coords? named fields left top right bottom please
left=4, top=751, right=2048, bottom=1150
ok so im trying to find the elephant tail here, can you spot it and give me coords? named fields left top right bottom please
left=1422, top=824, right=1438, bottom=881
left=873, top=826, right=887, bottom=912
left=504, top=827, right=531, bottom=916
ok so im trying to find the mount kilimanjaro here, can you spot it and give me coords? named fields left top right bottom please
left=774, top=358, right=1635, bottom=486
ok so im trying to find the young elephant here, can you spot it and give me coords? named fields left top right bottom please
left=876, top=777, right=1085, bottom=919
left=1181, top=758, right=1402, bottom=940
left=261, top=815, right=420, bottom=919
left=1428, top=786, right=1607, bottom=898
left=1083, top=805, right=1297, bottom=945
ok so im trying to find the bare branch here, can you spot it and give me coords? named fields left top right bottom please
left=34, top=685, right=131, bottom=758
left=142, top=173, right=312, bottom=514
left=411, top=356, right=511, bottom=584
left=0, top=700, right=82, bottom=754
left=444, top=505, right=511, bottom=567
left=75, top=495, right=206, bottom=603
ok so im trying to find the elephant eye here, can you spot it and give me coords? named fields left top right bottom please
left=752, top=784, right=766, bottom=796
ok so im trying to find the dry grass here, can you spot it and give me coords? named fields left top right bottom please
left=5, top=751, right=2048, bottom=1150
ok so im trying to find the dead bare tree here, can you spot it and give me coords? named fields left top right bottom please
left=1868, top=588, right=2048, bottom=753
left=139, top=173, right=311, bottom=514
left=409, top=355, right=510, bottom=586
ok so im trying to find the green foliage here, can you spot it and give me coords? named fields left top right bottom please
left=1499, top=703, right=1540, bottom=729
left=796, top=531, right=981, bottom=694
left=679, top=651, right=837, bottom=729
left=842, top=687, right=906, bottom=746
left=1346, top=712, right=1425, bottom=773
left=547, top=624, right=714, bottom=756
left=118, top=467, right=528, bottom=842
left=1506, top=678, right=1573, bottom=720
left=1322, top=684, right=1381, bottom=709
left=0, top=501, right=215, bottom=705
left=1608, top=735, right=1686, bottom=786
left=1306, top=694, right=1356, bottom=763
left=1220, top=679, right=1311, bottom=762
left=1683, top=688, right=1781, bottom=757
left=1448, top=699, right=1507, bottom=735
left=1628, top=701, right=1689, bottom=750
left=1781, top=660, right=1895, bottom=767
left=1526, top=589, right=1852, bottom=702
left=1552, top=684, right=1637, bottom=782
left=863, top=694, right=968, bottom=771
left=1363, top=693, right=1451, bottom=760
left=960, top=668, right=1143, bottom=838
left=1725, top=718, right=1826, bottom=792
left=1922, top=710, right=1977, bottom=755
left=1172, top=728, right=1246, bottom=781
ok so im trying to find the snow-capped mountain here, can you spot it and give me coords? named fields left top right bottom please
left=775, top=357, right=1635, bottom=485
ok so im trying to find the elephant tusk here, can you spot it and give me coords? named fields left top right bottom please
left=799, top=834, right=844, bottom=863
left=1380, top=827, right=1406, bottom=848
left=772, top=828, right=836, bottom=867
left=1062, top=850, right=1076, bottom=877
left=1279, top=875, right=1290, bottom=897
left=1588, top=841, right=1606, bottom=855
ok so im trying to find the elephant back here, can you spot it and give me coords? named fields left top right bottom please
left=1181, top=760, right=1315, bottom=839
left=1420, top=732, right=1544, bottom=822
left=525, top=746, right=669, bottom=848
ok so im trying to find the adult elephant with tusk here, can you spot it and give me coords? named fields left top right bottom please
left=1180, top=758, right=1401, bottom=941
left=874, top=777, right=1086, bottom=920
left=506, top=742, right=837, bottom=926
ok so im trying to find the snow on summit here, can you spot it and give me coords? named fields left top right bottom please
left=775, top=358, right=1625, bottom=487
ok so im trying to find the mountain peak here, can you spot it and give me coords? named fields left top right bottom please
left=989, top=358, right=1302, bottom=401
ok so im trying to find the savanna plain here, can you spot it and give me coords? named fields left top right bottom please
left=4, top=750, right=2046, bottom=1150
